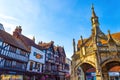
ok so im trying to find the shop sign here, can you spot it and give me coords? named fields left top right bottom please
left=33, top=52, right=43, bottom=59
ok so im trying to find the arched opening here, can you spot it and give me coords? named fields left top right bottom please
left=107, top=61, right=120, bottom=80
left=76, top=66, right=84, bottom=80
left=102, top=61, right=120, bottom=80
left=80, top=63, right=96, bottom=80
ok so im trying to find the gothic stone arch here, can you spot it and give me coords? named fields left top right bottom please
left=101, top=58, right=120, bottom=80
left=75, top=59, right=96, bottom=80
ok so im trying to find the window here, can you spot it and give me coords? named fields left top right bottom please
left=0, top=57, right=4, bottom=67
left=34, top=62, right=37, bottom=69
left=5, top=60, right=12, bottom=67
left=48, top=53, right=51, bottom=58
left=20, top=50, right=26, bottom=56
left=30, top=62, right=33, bottom=70
left=12, top=61, right=16, bottom=68
left=16, top=62, right=24, bottom=70
left=46, top=63, right=51, bottom=71
left=51, top=64, right=55, bottom=71
left=38, top=64, right=40, bottom=71
left=16, top=49, right=20, bottom=54
left=0, top=40, right=3, bottom=47
left=9, top=46, right=16, bottom=53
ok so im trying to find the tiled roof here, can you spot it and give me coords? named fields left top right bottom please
left=54, top=46, right=58, bottom=52
left=77, top=32, right=120, bottom=47
left=110, top=32, right=120, bottom=40
left=78, top=38, right=88, bottom=48
left=38, top=41, right=54, bottom=49
left=57, top=46, right=66, bottom=56
left=0, top=30, right=29, bottom=52
left=18, top=34, right=42, bottom=50
left=109, top=66, right=120, bottom=72
left=86, top=68, right=95, bottom=72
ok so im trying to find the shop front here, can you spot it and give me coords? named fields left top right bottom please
left=86, top=72, right=96, bottom=80
left=109, top=72, right=120, bottom=80
left=1, top=74, right=23, bottom=80
left=58, top=72, right=65, bottom=80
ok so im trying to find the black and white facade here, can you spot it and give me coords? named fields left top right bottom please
left=0, top=24, right=30, bottom=80
left=12, top=26, right=45, bottom=80
left=26, top=46, right=45, bottom=79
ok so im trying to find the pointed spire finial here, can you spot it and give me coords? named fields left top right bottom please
left=73, top=38, right=76, bottom=54
left=107, top=30, right=116, bottom=44
left=91, top=4, right=96, bottom=17
left=92, top=3, right=94, bottom=10
left=80, top=35, right=83, bottom=44
left=108, top=30, right=110, bottom=35
left=108, top=30, right=112, bottom=39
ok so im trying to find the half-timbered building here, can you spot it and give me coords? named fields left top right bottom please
left=13, top=26, right=45, bottom=80
left=0, top=24, right=30, bottom=80
left=39, top=41, right=57, bottom=80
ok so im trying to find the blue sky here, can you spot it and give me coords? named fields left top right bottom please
left=0, top=0, right=120, bottom=59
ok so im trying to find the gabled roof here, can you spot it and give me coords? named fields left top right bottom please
left=77, top=32, right=120, bottom=48
left=38, top=41, right=54, bottom=50
left=13, top=26, right=42, bottom=51
left=18, top=34, right=42, bottom=50
left=110, top=32, right=120, bottom=40
left=54, top=46, right=58, bottom=52
left=57, top=46, right=66, bottom=57
left=0, top=30, right=29, bottom=52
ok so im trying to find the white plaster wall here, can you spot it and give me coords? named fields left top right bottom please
left=26, top=61, right=30, bottom=71
left=29, top=47, right=45, bottom=64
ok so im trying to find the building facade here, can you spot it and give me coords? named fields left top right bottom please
left=65, top=58, right=71, bottom=80
left=13, top=26, right=45, bottom=80
left=39, top=42, right=67, bottom=80
left=0, top=24, right=30, bottom=80
left=39, top=41, right=59, bottom=80
left=71, top=5, right=120, bottom=80
left=57, top=46, right=66, bottom=80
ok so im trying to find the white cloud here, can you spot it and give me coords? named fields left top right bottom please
left=0, top=14, right=20, bottom=34
left=0, top=14, right=19, bottom=21
left=0, top=21, right=16, bottom=34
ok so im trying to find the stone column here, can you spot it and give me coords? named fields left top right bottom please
left=102, top=67, right=109, bottom=80
left=95, top=50, right=103, bottom=80
left=96, top=69, right=103, bottom=80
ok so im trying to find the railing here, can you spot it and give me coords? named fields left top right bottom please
left=0, top=48, right=28, bottom=62
left=4, top=66, right=25, bottom=71
left=0, top=63, right=26, bottom=71
left=98, top=46, right=109, bottom=52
